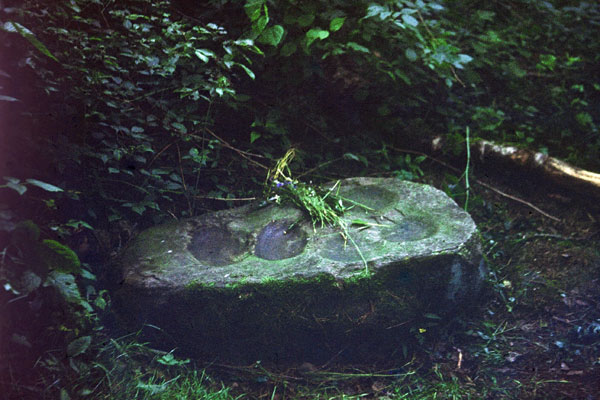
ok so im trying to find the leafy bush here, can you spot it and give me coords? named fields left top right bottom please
left=0, top=178, right=109, bottom=398
left=2, top=0, right=266, bottom=225
left=443, top=0, right=600, bottom=167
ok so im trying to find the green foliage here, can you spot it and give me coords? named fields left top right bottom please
left=239, top=0, right=472, bottom=144
left=0, top=174, right=108, bottom=398
left=42, top=239, right=81, bottom=273
left=1, top=176, right=63, bottom=196
left=0, top=0, right=480, bottom=226
left=3, top=0, right=599, bottom=233
left=2, top=0, right=266, bottom=223
left=264, top=148, right=348, bottom=227
left=2, top=219, right=98, bottom=316
left=64, top=335, right=235, bottom=400
left=2, top=21, right=59, bottom=62
left=443, top=0, right=600, bottom=168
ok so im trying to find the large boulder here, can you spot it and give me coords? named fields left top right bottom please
left=112, top=177, right=487, bottom=362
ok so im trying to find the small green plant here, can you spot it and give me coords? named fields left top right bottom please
left=464, top=126, right=471, bottom=211
left=264, top=148, right=371, bottom=272
left=265, top=148, right=343, bottom=227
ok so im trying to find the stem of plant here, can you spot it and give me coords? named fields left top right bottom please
left=464, top=126, right=471, bottom=211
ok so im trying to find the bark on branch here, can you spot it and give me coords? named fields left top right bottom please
left=472, top=140, right=600, bottom=197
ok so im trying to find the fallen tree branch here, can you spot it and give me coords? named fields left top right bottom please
left=474, top=139, right=600, bottom=196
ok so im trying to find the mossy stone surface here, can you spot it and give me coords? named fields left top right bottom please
left=112, top=177, right=487, bottom=362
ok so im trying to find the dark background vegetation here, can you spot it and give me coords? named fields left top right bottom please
left=1, top=0, right=599, bottom=398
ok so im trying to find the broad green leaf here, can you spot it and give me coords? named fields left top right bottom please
left=95, top=291, right=108, bottom=310
left=250, top=131, right=261, bottom=143
left=65, top=220, right=93, bottom=230
left=171, top=122, right=187, bottom=133
left=194, top=49, right=215, bottom=63
left=0, top=95, right=19, bottom=102
left=364, top=4, right=391, bottom=20
left=80, top=269, right=96, bottom=280
left=458, top=54, right=473, bottom=64
left=42, top=239, right=81, bottom=273
left=6, top=181, right=27, bottom=195
left=67, top=336, right=92, bottom=357
left=405, top=48, right=417, bottom=61
left=297, top=14, right=315, bottom=27
left=252, top=15, right=269, bottom=36
left=280, top=42, right=297, bottom=56
left=343, top=152, right=368, bottom=166
left=234, top=38, right=255, bottom=47
left=244, top=0, right=264, bottom=21
left=259, top=25, right=284, bottom=46
left=26, top=179, right=63, bottom=192
left=131, top=204, right=145, bottom=215
left=306, top=29, right=329, bottom=40
left=402, top=14, right=419, bottom=27
left=329, top=17, right=346, bottom=32
left=394, top=69, right=412, bottom=85
left=5, top=176, right=20, bottom=184
left=66, top=2, right=81, bottom=12
left=151, top=168, right=170, bottom=175
left=188, top=148, right=202, bottom=162
left=306, top=29, right=329, bottom=47
left=347, top=42, right=370, bottom=53
left=45, top=270, right=83, bottom=305
left=4, top=22, right=59, bottom=62
left=237, top=63, right=255, bottom=79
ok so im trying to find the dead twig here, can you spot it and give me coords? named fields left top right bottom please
left=203, top=128, right=269, bottom=170
left=476, top=180, right=561, bottom=222
left=193, top=196, right=257, bottom=202
left=176, top=142, right=193, bottom=215
left=148, top=141, right=174, bottom=168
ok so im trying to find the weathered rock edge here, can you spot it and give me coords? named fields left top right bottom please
left=112, top=177, right=487, bottom=362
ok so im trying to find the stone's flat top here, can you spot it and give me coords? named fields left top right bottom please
left=119, top=177, right=479, bottom=289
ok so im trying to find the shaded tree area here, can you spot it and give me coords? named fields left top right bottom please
left=1, top=0, right=599, bottom=398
